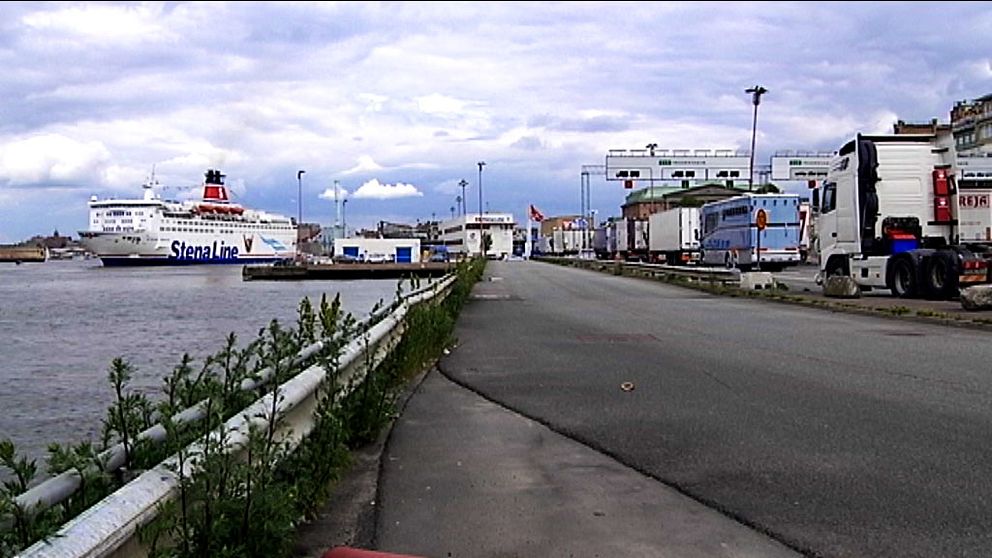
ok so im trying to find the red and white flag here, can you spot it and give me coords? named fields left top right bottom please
left=529, top=204, right=545, bottom=222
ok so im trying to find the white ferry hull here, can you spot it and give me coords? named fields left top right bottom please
left=78, top=230, right=295, bottom=266
left=79, top=169, right=298, bottom=267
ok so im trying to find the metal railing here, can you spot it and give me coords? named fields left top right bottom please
left=541, top=256, right=740, bottom=286
left=14, top=274, right=457, bottom=558
left=614, top=261, right=740, bottom=286
left=605, top=148, right=749, bottom=158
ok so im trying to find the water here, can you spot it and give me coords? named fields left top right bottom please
left=0, top=259, right=402, bottom=467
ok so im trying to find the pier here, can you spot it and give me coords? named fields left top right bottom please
left=242, top=261, right=454, bottom=281
left=0, top=245, right=46, bottom=263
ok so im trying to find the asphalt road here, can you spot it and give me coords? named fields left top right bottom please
left=441, top=259, right=992, bottom=558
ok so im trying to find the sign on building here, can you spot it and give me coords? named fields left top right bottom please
left=770, top=152, right=835, bottom=181
left=957, top=155, right=992, bottom=189
left=605, top=148, right=750, bottom=183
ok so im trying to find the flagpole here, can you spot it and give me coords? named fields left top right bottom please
left=525, top=205, right=533, bottom=259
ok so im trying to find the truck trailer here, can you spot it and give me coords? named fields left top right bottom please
left=616, top=217, right=649, bottom=261
left=648, top=207, right=701, bottom=265
left=817, top=134, right=992, bottom=299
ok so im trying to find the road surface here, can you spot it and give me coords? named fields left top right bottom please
left=436, top=259, right=992, bottom=557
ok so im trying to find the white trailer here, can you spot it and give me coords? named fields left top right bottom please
left=817, top=134, right=992, bottom=299
left=615, top=218, right=649, bottom=261
left=648, top=207, right=701, bottom=265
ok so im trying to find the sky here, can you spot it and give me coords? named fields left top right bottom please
left=1, top=1, right=991, bottom=242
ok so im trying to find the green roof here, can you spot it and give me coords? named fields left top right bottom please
left=623, top=182, right=752, bottom=204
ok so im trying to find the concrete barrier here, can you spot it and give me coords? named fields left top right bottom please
left=739, top=272, right=775, bottom=290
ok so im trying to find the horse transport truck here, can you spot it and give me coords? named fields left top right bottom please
left=699, top=193, right=803, bottom=271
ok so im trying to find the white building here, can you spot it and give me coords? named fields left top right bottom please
left=438, top=213, right=516, bottom=258
left=333, top=238, right=421, bottom=263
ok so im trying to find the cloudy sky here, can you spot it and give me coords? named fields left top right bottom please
left=1, top=1, right=991, bottom=242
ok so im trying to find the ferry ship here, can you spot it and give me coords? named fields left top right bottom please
left=78, top=169, right=297, bottom=266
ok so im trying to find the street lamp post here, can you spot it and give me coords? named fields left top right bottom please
left=342, top=199, right=348, bottom=238
left=580, top=170, right=588, bottom=253
left=458, top=179, right=468, bottom=215
left=646, top=143, right=658, bottom=213
left=297, top=170, right=305, bottom=225
left=745, top=85, right=768, bottom=192
left=477, top=162, right=486, bottom=215
left=296, top=170, right=305, bottom=262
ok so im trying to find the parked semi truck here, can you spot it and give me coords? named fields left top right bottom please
left=817, top=134, right=992, bottom=299
left=648, top=207, right=701, bottom=265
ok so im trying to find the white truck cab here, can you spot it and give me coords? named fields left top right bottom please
left=817, top=134, right=992, bottom=299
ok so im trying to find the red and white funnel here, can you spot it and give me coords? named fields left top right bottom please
left=202, top=169, right=229, bottom=202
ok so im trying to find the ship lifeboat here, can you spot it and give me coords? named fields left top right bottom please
left=196, top=203, right=243, bottom=215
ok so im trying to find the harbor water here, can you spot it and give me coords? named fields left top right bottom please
left=0, top=259, right=403, bottom=467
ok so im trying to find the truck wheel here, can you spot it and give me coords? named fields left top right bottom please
left=925, top=251, right=958, bottom=300
left=824, top=257, right=847, bottom=278
left=890, top=257, right=918, bottom=298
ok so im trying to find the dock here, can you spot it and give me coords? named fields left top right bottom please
left=242, top=261, right=454, bottom=281
left=0, top=245, right=47, bottom=263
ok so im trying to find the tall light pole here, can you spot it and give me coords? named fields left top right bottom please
left=296, top=170, right=305, bottom=225
left=333, top=179, right=342, bottom=238
left=296, top=169, right=305, bottom=262
left=646, top=143, right=658, bottom=213
left=458, top=179, right=468, bottom=215
left=342, top=198, right=348, bottom=238
left=477, top=162, right=486, bottom=215
left=580, top=170, right=588, bottom=253
left=745, top=85, right=767, bottom=192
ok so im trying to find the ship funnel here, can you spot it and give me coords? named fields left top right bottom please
left=203, top=169, right=229, bottom=202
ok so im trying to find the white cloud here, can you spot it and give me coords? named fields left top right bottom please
left=21, top=4, right=173, bottom=43
left=0, top=134, right=111, bottom=186
left=416, top=93, right=472, bottom=116
left=319, top=185, right=350, bottom=200
left=342, top=155, right=384, bottom=175
left=352, top=179, right=423, bottom=200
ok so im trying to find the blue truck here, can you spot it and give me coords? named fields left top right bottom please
left=699, top=193, right=803, bottom=271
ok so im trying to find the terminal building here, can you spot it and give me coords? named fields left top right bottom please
left=438, top=213, right=516, bottom=259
